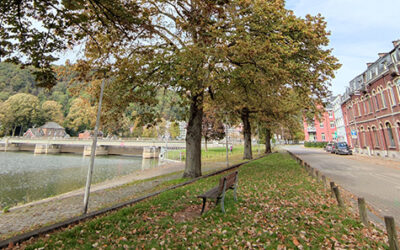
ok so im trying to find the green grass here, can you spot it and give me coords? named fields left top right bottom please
left=24, top=153, right=387, bottom=249
left=166, top=144, right=264, bottom=162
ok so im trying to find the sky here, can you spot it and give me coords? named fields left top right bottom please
left=285, top=0, right=400, bottom=96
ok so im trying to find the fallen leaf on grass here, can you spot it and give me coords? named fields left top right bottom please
left=292, top=236, right=300, bottom=246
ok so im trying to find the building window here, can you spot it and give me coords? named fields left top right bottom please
left=389, top=86, right=396, bottom=106
left=363, top=101, right=367, bottom=115
left=368, top=127, right=374, bottom=149
left=332, top=133, right=335, bottom=140
left=320, top=122, right=324, bottom=128
left=373, top=127, right=380, bottom=147
left=322, top=133, right=326, bottom=141
left=381, top=90, right=387, bottom=108
left=363, top=130, right=367, bottom=148
left=396, top=83, right=400, bottom=101
left=368, top=97, right=373, bottom=113
left=386, top=122, right=396, bottom=147
left=328, top=111, right=333, bottom=118
left=398, top=122, right=400, bottom=142
left=374, top=94, right=380, bottom=110
left=357, top=103, right=361, bottom=116
left=330, top=121, right=335, bottom=128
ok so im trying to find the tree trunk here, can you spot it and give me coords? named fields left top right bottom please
left=204, top=137, right=208, bottom=152
left=265, top=128, right=272, bottom=154
left=183, top=92, right=203, bottom=178
left=241, top=107, right=252, bottom=160
left=12, top=125, right=17, bottom=137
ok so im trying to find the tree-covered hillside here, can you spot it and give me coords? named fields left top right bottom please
left=0, top=62, right=187, bottom=137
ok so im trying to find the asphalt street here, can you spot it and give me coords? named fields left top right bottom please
left=285, top=145, right=400, bottom=226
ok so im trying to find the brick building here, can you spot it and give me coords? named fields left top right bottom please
left=303, top=101, right=337, bottom=142
left=341, top=40, right=400, bottom=158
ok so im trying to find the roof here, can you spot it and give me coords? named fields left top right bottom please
left=40, top=122, right=64, bottom=129
left=25, top=128, right=44, bottom=137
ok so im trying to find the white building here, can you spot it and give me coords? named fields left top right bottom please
left=332, top=95, right=347, bottom=143
left=178, top=121, right=187, bottom=139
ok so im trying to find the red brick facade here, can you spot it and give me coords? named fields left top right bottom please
left=341, top=41, right=400, bottom=158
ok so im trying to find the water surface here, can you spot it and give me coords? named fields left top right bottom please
left=0, top=152, right=159, bottom=208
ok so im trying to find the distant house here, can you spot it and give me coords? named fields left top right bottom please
left=24, top=122, right=69, bottom=138
left=78, top=130, right=103, bottom=139
left=24, top=128, right=44, bottom=138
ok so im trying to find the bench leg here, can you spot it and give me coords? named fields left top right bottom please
left=200, top=198, right=206, bottom=215
left=234, top=177, right=238, bottom=202
left=221, top=195, right=225, bottom=213
left=234, top=185, right=238, bottom=202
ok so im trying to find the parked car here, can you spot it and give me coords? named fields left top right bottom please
left=325, top=142, right=334, bottom=152
left=333, top=142, right=352, bottom=155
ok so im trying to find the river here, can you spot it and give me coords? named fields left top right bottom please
left=0, top=152, right=159, bottom=208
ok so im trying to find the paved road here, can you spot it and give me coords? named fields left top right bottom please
left=285, top=145, right=400, bottom=225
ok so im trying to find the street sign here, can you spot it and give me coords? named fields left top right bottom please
left=351, top=130, right=357, bottom=139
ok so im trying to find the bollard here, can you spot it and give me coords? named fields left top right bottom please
left=357, top=197, right=368, bottom=226
left=330, top=181, right=335, bottom=197
left=310, top=168, right=316, bottom=178
left=309, top=166, right=313, bottom=177
left=332, top=186, right=344, bottom=208
left=384, top=216, right=399, bottom=250
left=322, top=175, right=327, bottom=189
left=315, top=170, right=320, bottom=181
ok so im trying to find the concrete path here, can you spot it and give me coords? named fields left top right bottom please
left=285, top=145, right=400, bottom=225
left=0, top=160, right=230, bottom=240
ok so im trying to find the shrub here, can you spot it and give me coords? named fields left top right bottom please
left=304, top=141, right=328, bottom=148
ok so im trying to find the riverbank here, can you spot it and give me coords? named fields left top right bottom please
left=19, top=152, right=388, bottom=249
left=0, top=146, right=259, bottom=241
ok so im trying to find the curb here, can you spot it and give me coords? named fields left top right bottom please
left=0, top=155, right=267, bottom=249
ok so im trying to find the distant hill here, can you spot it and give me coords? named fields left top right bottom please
left=0, top=62, right=72, bottom=115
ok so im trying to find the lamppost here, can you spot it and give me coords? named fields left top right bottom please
left=83, top=76, right=106, bottom=214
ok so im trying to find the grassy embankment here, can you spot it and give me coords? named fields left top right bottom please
left=167, top=144, right=265, bottom=162
left=24, top=152, right=387, bottom=249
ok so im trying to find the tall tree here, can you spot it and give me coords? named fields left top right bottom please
left=42, top=100, right=64, bottom=125
left=65, top=98, right=96, bottom=133
left=0, top=93, right=42, bottom=135
left=202, top=102, right=225, bottom=151
left=142, top=0, right=231, bottom=178
left=216, top=0, right=340, bottom=159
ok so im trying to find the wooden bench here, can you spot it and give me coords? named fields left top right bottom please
left=198, top=171, right=238, bottom=215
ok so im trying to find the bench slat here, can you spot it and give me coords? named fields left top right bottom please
left=198, top=186, right=220, bottom=199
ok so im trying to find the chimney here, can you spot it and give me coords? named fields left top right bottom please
left=393, top=40, right=400, bottom=47
left=378, top=53, right=387, bottom=58
left=367, top=63, right=374, bottom=67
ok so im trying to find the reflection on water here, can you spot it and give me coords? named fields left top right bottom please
left=0, top=152, right=160, bottom=208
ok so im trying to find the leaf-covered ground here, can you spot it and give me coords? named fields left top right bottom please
left=22, top=152, right=387, bottom=249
